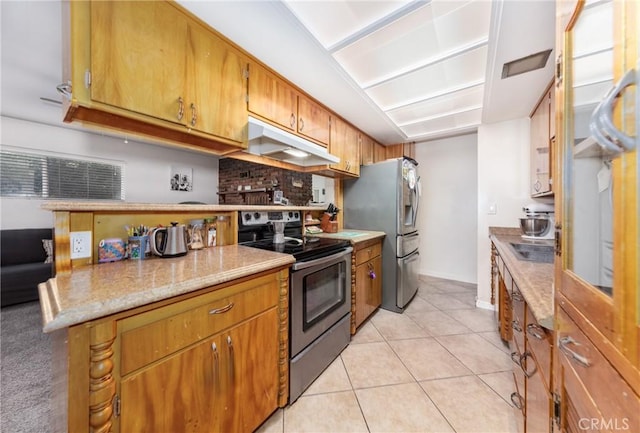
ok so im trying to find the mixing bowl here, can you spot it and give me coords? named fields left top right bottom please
left=519, top=217, right=550, bottom=236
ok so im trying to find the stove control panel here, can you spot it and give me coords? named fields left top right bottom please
left=240, top=211, right=300, bottom=226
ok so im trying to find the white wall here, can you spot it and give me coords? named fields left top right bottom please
left=415, top=133, right=478, bottom=284
left=1, top=116, right=220, bottom=229
left=476, top=118, right=532, bottom=309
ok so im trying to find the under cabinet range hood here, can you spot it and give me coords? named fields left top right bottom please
left=247, top=116, right=340, bottom=167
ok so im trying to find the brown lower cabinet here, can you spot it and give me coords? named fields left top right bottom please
left=495, top=243, right=553, bottom=433
left=59, top=269, right=289, bottom=433
left=353, top=239, right=382, bottom=331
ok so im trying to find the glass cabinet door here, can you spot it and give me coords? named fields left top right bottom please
left=559, top=0, right=638, bottom=365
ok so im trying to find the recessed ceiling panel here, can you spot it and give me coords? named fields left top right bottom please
left=333, top=1, right=491, bottom=87
left=400, top=108, right=482, bottom=138
left=387, top=84, right=484, bottom=125
left=573, top=0, right=613, bottom=58
left=282, top=0, right=411, bottom=50
left=365, top=45, right=487, bottom=110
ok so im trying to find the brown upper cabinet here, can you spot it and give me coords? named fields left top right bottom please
left=360, top=134, right=386, bottom=165
left=530, top=81, right=555, bottom=196
left=329, top=116, right=360, bottom=176
left=248, top=61, right=330, bottom=147
left=64, top=1, right=248, bottom=154
left=386, top=142, right=416, bottom=160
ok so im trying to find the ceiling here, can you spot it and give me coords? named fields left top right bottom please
left=1, top=0, right=556, bottom=147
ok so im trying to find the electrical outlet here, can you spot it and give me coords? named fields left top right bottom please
left=70, top=231, right=92, bottom=259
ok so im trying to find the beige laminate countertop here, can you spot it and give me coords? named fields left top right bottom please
left=38, top=245, right=294, bottom=333
left=308, top=230, right=386, bottom=245
left=489, top=227, right=554, bottom=329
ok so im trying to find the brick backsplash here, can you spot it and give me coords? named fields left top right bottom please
left=218, top=159, right=312, bottom=206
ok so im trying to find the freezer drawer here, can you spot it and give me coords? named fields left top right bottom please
left=397, top=232, right=419, bottom=257
left=397, top=250, right=419, bottom=308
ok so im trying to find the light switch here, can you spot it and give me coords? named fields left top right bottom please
left=488, top=203, right=497, bottom=215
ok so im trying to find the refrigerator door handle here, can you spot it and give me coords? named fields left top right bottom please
left=412, top=176, right=421, bottom=228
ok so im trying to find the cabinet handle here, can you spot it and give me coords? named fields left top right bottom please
left=533, top=180, right=541, bottom=192
left=190, top=103, right=197, bottom=127
left=290, top=114, right=296, bottom=128
left=227, top=335, right=235, bottom=384
left=211, top=342, right=219, bottom=389
left=559, top=336, right=591, bottom=368
left=510, top=351, right=521, bottom=365
left=526, top=323, right=546, bottom=340
left=510, top=392, right=524, bottom=410
left=209, top=302, right=234, bottom=315
left=520, top=351, right=537, bottom=378
left=512, top=291, right=524, bottom=303
left=512, top=319, right=522, bottom=333
left=299, top=117, right=305, bottom=131
left=177, top=97, right=184, bottom=121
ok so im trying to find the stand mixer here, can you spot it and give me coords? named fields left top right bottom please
left=520, top=203, right=555, bottom=240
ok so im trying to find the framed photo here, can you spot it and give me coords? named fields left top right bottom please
left=170, top=166, right=193, bottom=192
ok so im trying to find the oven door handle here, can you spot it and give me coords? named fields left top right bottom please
left=291, top=247, right=353, bottom=271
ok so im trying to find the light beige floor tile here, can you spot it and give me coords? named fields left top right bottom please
left=434, top=280, right=477, bottom=293
left=340, top=341, right=414, bottom=389
left=404, top=295, right=439, bottom=316
left=450, top=292, right=478, bottom=307
left=436, top=333, right=513, bottom=374
left=356, top=382, right=454, bottom=433
left=477, top=330, right=511, bottom=354
left=418, top=274, right=449, bottom=284
left=478, top=371, right=517, bottom=406
left=389, top=338, right=472, bottom=381
left=370, top=308, right=430, bottom=340
left=351, top=320, right=384, bottom=344
left=417, top=284, right=446, bottom=296
left=410, top=310, right=473, bottom=336
left=420, top=375, right=517, bottom=433
left=445, top=308, right=497, bottom=332
left=283, top=391, right=368, bottom=433
left=420, top=293, right=475, bottom=310
left=303, top=357, right=352, bottom=396
left=255, top=409, right=283, bottom=433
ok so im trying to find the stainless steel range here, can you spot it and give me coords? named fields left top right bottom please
left=238, top=211, right=352, bottom=402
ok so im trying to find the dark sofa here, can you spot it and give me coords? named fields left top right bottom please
left=1, top=228, right=54, bottom=307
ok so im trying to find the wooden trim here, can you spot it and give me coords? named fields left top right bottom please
left=277, top=268, right=290, bottom=407
left=67, top=325, right=91, bottom=433
left=560, top=271, right=614, bottom=339
left=350, top=249, right=357, bottom=335
left=88, top=322, right=117, bottom=433
left=54, top=211, right=71, bottom=274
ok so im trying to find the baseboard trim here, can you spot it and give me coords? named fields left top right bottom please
left=476, top=299, right=496, bottom=311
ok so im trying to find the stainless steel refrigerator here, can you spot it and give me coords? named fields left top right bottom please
left=344, top=157, right=420, bottom=312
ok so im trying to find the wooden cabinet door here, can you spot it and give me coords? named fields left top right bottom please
left=186, top=23, right=247, bottom=144
left=530, top=89, right=551, bottom=196
left=221, top=308, right=279, bottom=433
left=525, top=356, right=551, bottom=433
left=374, top=142, right=387, bottom=163
left=297, top=95, right=330, bottom=146
left=120, top=334, right=221, bottom=433
left=330, top=116, right=360, bottom=175
left=360, top=134, right=375, bottom=165
left=90, top=1, right=188, bottom=124
left=355, top=256, right=382, bottom=328
left=248, top=62, right=298, bottom=132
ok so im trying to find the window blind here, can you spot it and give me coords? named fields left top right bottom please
left=0, top=150, right=125, bottom=200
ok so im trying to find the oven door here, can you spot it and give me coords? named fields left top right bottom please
left=290, top=247, right=353, bottom=357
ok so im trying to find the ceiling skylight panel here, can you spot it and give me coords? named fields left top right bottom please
left=366, top=45, right=487, bottom=110
left=386, top=84, right=484, bottom=124
left=282, top=1, right=410, bottom=50
left=399, top=107, right=481, bottom=138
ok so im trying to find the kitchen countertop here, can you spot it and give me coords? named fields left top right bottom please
left=489, top=227, right=554, bottom=329
left=38, top=245, right=294, bottom=333
left=308, top=229, right=386, bottom=244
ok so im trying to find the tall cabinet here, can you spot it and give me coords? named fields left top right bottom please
left=554, top=0, right=639, bottom=430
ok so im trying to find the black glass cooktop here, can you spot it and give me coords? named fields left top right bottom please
left=241, top=237, right=350, bottom=262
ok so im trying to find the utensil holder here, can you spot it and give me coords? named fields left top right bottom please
left=128, top=235, right=149, bottom=260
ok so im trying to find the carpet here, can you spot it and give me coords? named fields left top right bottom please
left=1, top=301, right=51, bottom=433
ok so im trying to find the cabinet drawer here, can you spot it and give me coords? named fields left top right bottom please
left=525, top=305, right=552, bottom=391
left=557, top=308, right=639, bottom=426
left=355, top=242, right=381, bottom=266
left=119, top=273, right=279, bottom=375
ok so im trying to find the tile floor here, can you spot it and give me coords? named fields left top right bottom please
left=256, top=276, right=518, bottom=433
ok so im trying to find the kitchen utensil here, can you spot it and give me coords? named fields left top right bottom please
left=149, top=222, right=188, bottom=257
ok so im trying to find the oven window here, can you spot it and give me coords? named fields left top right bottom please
left=302, top=261, right=346, bottom=330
